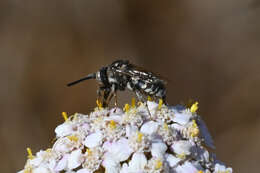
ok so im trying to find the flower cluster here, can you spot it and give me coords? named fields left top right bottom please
left=18, top=100, right=232, bottom=173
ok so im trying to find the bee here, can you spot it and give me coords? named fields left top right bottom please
left=67, top=60, right=167, bottom=107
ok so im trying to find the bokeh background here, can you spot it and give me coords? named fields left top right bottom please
left=1, top=0, right=260, bottom=172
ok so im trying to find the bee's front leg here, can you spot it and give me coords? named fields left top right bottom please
left=102, top=87, right=112, bottom=108
left=97, top=87, right=104, bottom=105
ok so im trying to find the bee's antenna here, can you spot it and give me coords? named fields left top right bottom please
left=67, top=73, right=96, bottom=87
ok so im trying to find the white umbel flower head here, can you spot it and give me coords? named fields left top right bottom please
left=18, top=101, right=232, bottom=173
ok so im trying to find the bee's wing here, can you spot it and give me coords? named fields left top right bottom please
left=113, top=64, right=168, bottom=84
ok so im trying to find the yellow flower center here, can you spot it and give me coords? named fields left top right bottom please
left=86, top=148, right=92, bottom=156
left=177, top=153, right=186, bottom=159
left=137, top=132, right=143, bottom=143
left=163, top=123, right=169, bottom=131
left=155, top=159, right=163, bottom=169
left=24, top=166, right=32, bottom=173
left=109, top=120, right=117, bottom=130
left=67, top=135, right=78, bottom=142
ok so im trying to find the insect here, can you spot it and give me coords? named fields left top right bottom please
left=67, top=60, right=167, bottom=107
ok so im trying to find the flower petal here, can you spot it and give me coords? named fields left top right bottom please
left=172, top=112, right=191, bottom=125
left=171, top=140, right=192, bottom=156
left=128, top=152, right=147, bottom=171
left=84, top=131, right=103, bottom=148
left=55, top=122, right=75, bottom=137
left=175, top=161, right=199, bottom=173
left=67, top=149, right=83, bottom=170
left=151, top=142, right=167, bottom=158
left=140, top=121, right=159, bottom=135
left=77, top=168, right=91, bottom=173
left=103, top=138, right=133, bottom=162
left=166, top=154, right=181, bottom=167
left=55, top=154, right=69, bottom=171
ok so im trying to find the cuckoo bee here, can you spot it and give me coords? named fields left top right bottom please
left=67, top=60, right=167, bottom=107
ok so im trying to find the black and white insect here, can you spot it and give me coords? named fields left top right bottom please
left=67, top=60, right=167, bottom=107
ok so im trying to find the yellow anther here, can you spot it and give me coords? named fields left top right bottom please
left=131, top=97, right=136, bottom=108
left=62, top=112, right=68, bottom=122
left=45, top=148, right=52, bottom=153
left=137, top=101, right=143, bottom=106
left=192, top=120, right=198, bottom=128
left=124, top=103, right=130, bottom=113
left=191, top=128, right=199, bottom=137
left=155, top=159, right=163, bottom=169
left=198, top=171, right=204, bottom=173
left=147, top=96, right=152, bottom=101
left=163, top=123, right=169, bottom=131
left=137, top=132, right=143, bottom=143
left=177, top=153, right=186, bottom=159
left=86, top=148, right=92, bottom=156
left=158, top=99, right=163, bottom=110
left=96, top=99, right=103, bottom=109
left=67, top=135, right=78, bottom=142
left=24, top=166, right=32, bottom=173
left=72, top=113, right=78, bottom=121
left=190, top=102, right=199, bottom=113
left=109, top=120, right=117, bottom=130
left=27, top=147, right=34, bottom=160
left=190, top=120, right=199, bottom=137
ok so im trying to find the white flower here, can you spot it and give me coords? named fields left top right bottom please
left=127, top=152, right=147, bottom=171
left=102, top=156, right=121, bottom=173
left=166, top=154, right=181, bottom=167
left=126, top=125, right=138, bottom=137
left=53, top=137, right=78, bottom=154
left=103, top=138, right=133, bottom=162
left=175, top=161, right=199, bottom=173
left=55, top=154, right=69, bottom=171
left=67, top=149, right=84, bottom=170
left=172, top=112, right=191, bottom=125
left=214, top=163, right=233, bottom=173
left=84, top=131, right=103, bottom=148
left=151, top=141, right=167, bottom=158
left=19, top=101, right=232, bottom=173
left=140, top=121, right=159, bottom=135
left=55, top=122, right=75, bottom=137
left=76, top=168, right=91, bottom=173
left=171, top=140, right=192, bottom=156
left=33, top=167, right=52, bottom=173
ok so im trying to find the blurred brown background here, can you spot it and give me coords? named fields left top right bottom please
left=1, top=0, right=260, bottom=172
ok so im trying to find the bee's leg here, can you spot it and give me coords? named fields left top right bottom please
left=102, top=88, right=111, bottom=107
left=114, top=92, right=118, bottom=107
left=145, top=100, right=152, bottom=117
left=162, top=95, right=168, bottom=106
left=109, top=84, right=118, bottom=107
left=135, top=91, right=152, bottom=117
left=97, top=87, right=104, bottom=105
